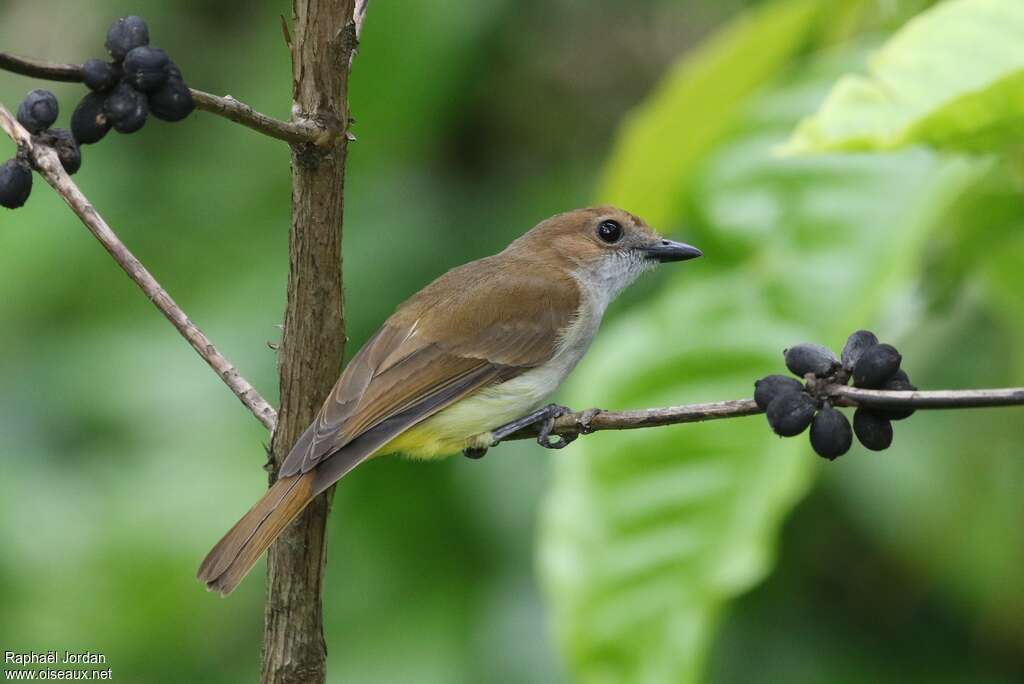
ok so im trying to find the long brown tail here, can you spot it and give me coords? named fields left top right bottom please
left=197, top=471, right=317, bottom=596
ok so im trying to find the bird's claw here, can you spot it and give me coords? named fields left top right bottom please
left=536, top=404, right=577, bottom=449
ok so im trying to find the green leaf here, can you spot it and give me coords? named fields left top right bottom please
left=783, top=0, right=1024, bottom=154
left=826, top=300, right=1024, bottom=647
left=596, top=0, right=823, bottom=228
left=540, top=39, right=987, bottom=684
left=822, top=163, right=1024, bottom=646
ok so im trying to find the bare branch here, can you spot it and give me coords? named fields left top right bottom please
left=188, top=89, right=332, bottom=145
left=0, top=52, right=80, bottom=81
left=0, top=103, right=278, bottom=431
left=831, top=385, right=1024, bottom=409
left=497, top=385, right=1024, bottom=443
left=0, top=52, right=337, bottom=146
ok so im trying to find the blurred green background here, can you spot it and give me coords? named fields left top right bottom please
left=2, top=0, right=1023, bottom=682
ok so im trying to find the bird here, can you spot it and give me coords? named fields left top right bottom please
left=197, top=206, right=702, bottom=595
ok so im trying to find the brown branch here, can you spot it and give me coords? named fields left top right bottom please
left=0, top=51, right=336, bottom=145
left=0, top=103, right=278, bottom=431
left=498, top=386, right=1024, bottom=443
left=189, top=89, right=333, bottom=145
left=261, top=1, right=354, bottom=683
left=0, top=52, right=81, bottom=81
left=831, top=385, right=1024, bottom=409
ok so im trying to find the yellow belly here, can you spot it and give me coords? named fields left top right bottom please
left=381, top=363, right=568, bottom=459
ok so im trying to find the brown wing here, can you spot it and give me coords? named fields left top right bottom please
left=278, top=254, right=580, bottom=478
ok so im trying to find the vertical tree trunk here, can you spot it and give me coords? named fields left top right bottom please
left=262, top=2, right=355, bottom=683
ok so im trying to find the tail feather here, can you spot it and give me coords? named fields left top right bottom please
left=197, top=472, right=316, bottom=596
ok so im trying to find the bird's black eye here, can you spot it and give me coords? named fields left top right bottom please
left=597, top=219, right=622, bottom=243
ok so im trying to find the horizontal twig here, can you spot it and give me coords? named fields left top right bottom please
left=0, top=103, right=278, bottom=431
left=0, top=52, right=80, bottom=81
left=499, top=385, right=1024, bottom=443
left=0, top=52, right=335, bottom=145
left=188, top=89, right=329, bottom=145
left=831, top=385, right=1024, bottom=409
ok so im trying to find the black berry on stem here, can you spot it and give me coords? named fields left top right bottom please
left=880, top=370, right=917, bottom=421
left=16, top=89, right=59, bottom=133
left=853, top=408, right=893, bottom=451
left=149, top=69, right=195, bottom=122
left=754, top=374, right=804, bottom=410
left=82, top=59, right=120, bottom=92
left=123, top=46, right=170, bottom=92
left=784, top=342, right=839, bottom=378
left=0, top=159, right=33, bottom=209
left=766, top=392, right=817, bottom=437
left=103, top=83, right=149, bottom=134
left=105, top=16, right=150, bottom=61
left=841, top=330, right=879, bottom=371
left=37, top=129, right=82, bottom=175
left=71, top=92, right=112, bottom=144
left=810, top=404, right=853, bottom=460
left=852, top=343, right=902, bottom=389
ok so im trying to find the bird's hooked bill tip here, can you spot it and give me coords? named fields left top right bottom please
left=642, top=239, right=703, bottom=263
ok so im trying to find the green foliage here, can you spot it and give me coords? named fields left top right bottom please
left=824, top=161, right=1024, bottom=656
left=540, top=6, right=990, bottom=678
left=596, top=0, right=822, bottom=227
left=784, top=0, right=1024, bottom=154
left=4, top=2, right=1024, bottom=682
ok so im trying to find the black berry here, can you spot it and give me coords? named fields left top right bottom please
left=754, top=374, right=803, bottom=410
left=148, top=69, right=194, bottom=122
left=880, top=370, right=917, bottom=421
left=103, top=83, right=149, bottom=134
left=0, top=159, right=33, bottom=209
left=82, top=59, right=120, bottom=92
left=853, top=408, right=893, bottom=451
left=852, top=343, right=902, bottom=389
left=38, top=129, right=81, bottom=175
left=810, top=404, right=853, bottom=460
left=766, top=391, right=816, bottom=437
left=106, top=16, right=150, bottom=61
left=16, top=89, right=59, bottom=133
left=71, top=93, right=112, bottom=144
left=123, top=46, right=170, bottom=92
left=841, top=329, right=879, bottom=371
left=784, top=343, right=839, bottom=378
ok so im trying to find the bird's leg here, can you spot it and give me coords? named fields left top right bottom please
left=488, top=403, right=578, bottom=450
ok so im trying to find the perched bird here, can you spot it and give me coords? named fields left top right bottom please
left=198, top=206, right=701, bottom=595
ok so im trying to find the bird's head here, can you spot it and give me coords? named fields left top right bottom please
left=512, top=206, right=702, bottom=300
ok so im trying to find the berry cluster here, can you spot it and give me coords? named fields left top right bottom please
left=754, top=330, right=917, bottom=460
left=0, top=16, right=194, bottom=210
left=74, top=16, right=194, bottom=143
left=1, top=89, right=81, bottom=208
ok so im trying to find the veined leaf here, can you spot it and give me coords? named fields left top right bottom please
left=540, top=38, right=986, bottom=684
left=827, top=164, right=1024, bottom=644
left=783, top=0, right=1024, bottom=154
left=595, top=0, right=823, bottom=228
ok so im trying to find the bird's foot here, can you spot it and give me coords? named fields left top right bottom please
left=488, top=403, right=577, bottom=450
left=537, top=404, right=577, bottom=449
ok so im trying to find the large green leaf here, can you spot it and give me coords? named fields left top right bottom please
left=539, top=38, right=986, bottom=684
left=825, top=161, right=1024, bottom=650
left=596, top=0, right=823, bottom=228
left=783, top=0, right=1024, bottom=154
